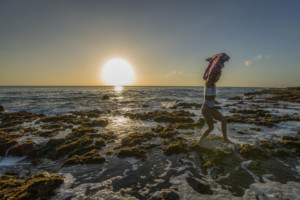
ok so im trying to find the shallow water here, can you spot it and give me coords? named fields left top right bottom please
left=0, top=86, right=299, bottom=199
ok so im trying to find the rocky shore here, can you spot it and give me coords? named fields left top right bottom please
left=0, top=87, right=299, bottom=199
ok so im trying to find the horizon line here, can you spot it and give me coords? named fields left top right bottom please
left=0, top=85, right=285, bottom=88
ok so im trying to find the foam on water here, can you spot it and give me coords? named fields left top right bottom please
left=0, top=156, right=27, bottom=167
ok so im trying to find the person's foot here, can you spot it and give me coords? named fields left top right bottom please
left=222, top=138, right=234, bottom=144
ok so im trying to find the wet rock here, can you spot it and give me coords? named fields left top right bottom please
left=186, top=177, right=213, bottom=195
left=150, top=189, right=180, bottom=200
left=62, top=149, right=105, bottom=166
left=120, top=131, right=156, bottom=147
left=0, top=135, right=18, bottom=156
left=82, top=119, right=109, bottom=127
left=94, top=139, right=106, bottom=148
left=171, top=102, right=202, bottom=109
left=208, top=135, right=223, bottom=141
left=228, top=96, right=242, bottom=100
left=9, top=140, right=37, bottom=158
left=38, top=137, right=65, bottom=158
left=0, top=172, right=63, bottom=200
left=282, top=135, right=299, bottom=141
left=55, top=136, right=93, bottom=158
left=36, top=130, right=59, bottom=137
left=70, top=109, right=105, bottom=117
left=68, top=126, right=98, bottom=139
left=279, top=140, right=300, bottom=154
left=0, top=111, right=44, bottom=128
left=259, top=140, right=274, bottom=149
left=99, top=131, right=116, bottom=141
left=116, top=146, right=147, bottom=160
left=126, top=110, right=195, bottom=124
left=158, top=130, right=179, bottom=138
left=244, top=87, right=300, bottom=103
left=151, top=125, right=164, bottom=133
left=102, top=95, right=109, bottom=100
left=0, top=105, right=4, bottom=112
left=163, top=140, right=188, bottom=156
left=238, top=143, right=265, bottom=158
left=269, top=149, right=290, bottom=157
left=41, top=122, right=72, bottom=130
left=248, top=161, right=261, bottom=170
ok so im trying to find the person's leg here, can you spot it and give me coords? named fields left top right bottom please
left=210, top=108, right=233, bottom=143
left=198, top=105, right=214, bottom=144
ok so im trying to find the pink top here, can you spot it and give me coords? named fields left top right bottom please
left=203, top=53, right=230, bottom=80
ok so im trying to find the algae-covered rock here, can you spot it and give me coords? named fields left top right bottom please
left=120, top=131, right=156, bottom=147
left=0, top=105, right=4, bottom=112
left=158, top=130, right=179, bottom=138
left=55, top=136, right=93, bottom=158
left=0, top=136, right=18, bottom=156
left=70, top=109, right=105, bottom=117
left=163, top=140, right=188, bottom=156
left=259, top=140, right=274, bottom=149
left=0, top=111, right=44, bottom=128
left=126, top=110, right=195, bottom=123
left=0, top=172, right=63, bottom=200
left=99, top=131, right=116, bottom=141
left=9, top=140, right=37, bottom=158
left=94, top=139, right=106, bottom=148
left=239, top=143, right=264, bottom=158
left=82, top=119, right=109, bottom=127
left=151, top=125, right=164, bottom=133
left=116, top=146, right=147, bottom=160
left=62, top=149, right=105, bottom=166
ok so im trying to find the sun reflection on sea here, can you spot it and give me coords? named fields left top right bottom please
left=114, top=86, right=123, bottom=92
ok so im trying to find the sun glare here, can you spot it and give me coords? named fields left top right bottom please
left=102, top=58, right=135, bottom=86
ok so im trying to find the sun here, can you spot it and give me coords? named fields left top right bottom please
left=101, top=58, right=135, bottom=86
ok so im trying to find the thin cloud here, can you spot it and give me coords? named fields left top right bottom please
left=254, top=55, right=263, bottom=60
left=266, top=54, right=272, bottom=58
left=244, top=60, right=252, bottom=66
left=245, top=54, right=271, bottom=66
left=166, top=70, right=184, bottom=77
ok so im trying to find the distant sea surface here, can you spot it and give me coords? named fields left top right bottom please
left=0, top=86, right=264, bottom=115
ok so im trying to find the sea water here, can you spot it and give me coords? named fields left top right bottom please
left=0, top=86, right=299, bottom=199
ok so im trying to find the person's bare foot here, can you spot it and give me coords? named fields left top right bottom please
left=222, top=139, right=234, bottom=144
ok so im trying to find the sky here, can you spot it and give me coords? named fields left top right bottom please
left=0, top=0, right=299, bottom=87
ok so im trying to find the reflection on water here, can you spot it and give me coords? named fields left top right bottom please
left=114, top=86, right=123, bottom=92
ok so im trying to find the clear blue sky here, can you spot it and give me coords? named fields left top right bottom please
left=0, top=0, right=299, bottom=87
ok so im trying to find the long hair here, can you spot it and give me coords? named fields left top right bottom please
left=207, top=71, right=221, bottom=83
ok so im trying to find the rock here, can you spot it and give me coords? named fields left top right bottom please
left=9, top=140, right=37, bottom=158
left=116, top=146, right=147, bottom=160
left=0, top=105, right=4, bottom=112
left=54, top=136, right=93, bottom=158
left=102, top=95, right=109, bottom=100
left=150, top=189, right=180, bottom=200
left=0, top=136, right=18, bottom=156
left=238, top=143, right=264, bottom=158
left=120, top=131, right=156, bottom=147
left=163, top=140, right=188, bottom=156
left=259, top=140, right=274, bottom=149
left=0, top=172, right=63, bottom=200
left=82, top=119, right=109, bottom=127
left=62, top=149, right=105, bottom=166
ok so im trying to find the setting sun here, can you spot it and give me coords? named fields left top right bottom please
left=101, top=58, right=135, bottom=86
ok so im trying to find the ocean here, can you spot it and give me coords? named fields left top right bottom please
left=0, top=86, right=299, bottom=199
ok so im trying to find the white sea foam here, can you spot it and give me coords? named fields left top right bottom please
left=0, top=156, right=27, bottom=167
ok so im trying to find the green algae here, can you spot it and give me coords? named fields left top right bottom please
left=163, top=140, right=188, bottom=156
left=116, top=146, right=147, bottom=160
left=0, top=172, right=63, bottom=200
left=62, top=149, right=105, bottom=166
